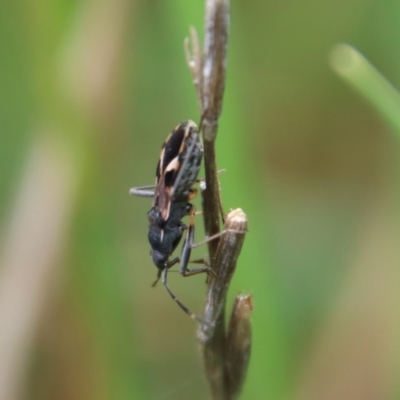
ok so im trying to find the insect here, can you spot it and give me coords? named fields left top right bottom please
left=130, top=120, right=214, bottom=325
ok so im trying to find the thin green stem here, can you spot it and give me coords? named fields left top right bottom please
left=330, top=44, right=400, bottom=135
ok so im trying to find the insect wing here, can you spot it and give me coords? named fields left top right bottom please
left=153, top=124, right=186, bottom=219
left=153, top=120, right=203, bottom=221
left=170, top=121, right=203, bottom=200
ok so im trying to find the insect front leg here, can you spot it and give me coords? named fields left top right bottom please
left=129, top=185, right=155, bottom=198
left=152, top=256, right=179, bottom=287
left=161, top=267, right=213, bottom=326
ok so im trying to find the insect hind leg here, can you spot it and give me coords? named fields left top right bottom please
left=190, top=229, right=246, bottom=249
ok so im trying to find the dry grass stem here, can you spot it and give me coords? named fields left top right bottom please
left=185, top=0, right=230, bottom=256
left=0, top=137, right=77, bottom=400
left=226, top=294, right=253, bottom=399
left=198, top=209, right=248, bottom=399
left=185, top=1, right=252, bottom=398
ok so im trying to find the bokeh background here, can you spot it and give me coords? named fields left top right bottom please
left=1, top=1, right=400, bottom=399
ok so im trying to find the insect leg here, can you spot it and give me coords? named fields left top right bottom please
left=180, top=205, right=213, bottom=277
left=188, top=258, right=206, bottom=264
left=151, top=269, right=162, bottom=287
left=190, top=229, right=246, bottom=249
left=195, top=169, right=227, bottom=221
left=161, top=267, right=213, bottom=327
left=151, top=256, right=180, bottom=287
left=179, top=205, right=195, bottom=274
left=195, top=168, right=227, bottom=184
left=184, top=263, right=218, bottom=281
left=129, top=185, right=155, bottom=197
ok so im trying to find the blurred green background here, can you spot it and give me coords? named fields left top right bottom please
left=1, top=1, right=400, bottom=399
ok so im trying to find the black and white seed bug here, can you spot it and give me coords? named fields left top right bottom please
left=130, top=120, right=215, bottom=325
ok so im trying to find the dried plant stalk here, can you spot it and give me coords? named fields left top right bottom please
left=185, top=1, right=253, bottom=398
left=185, top=0, right=229, bottom=256
left=226, top=294, right=253, bottom=399
left=198, top=209, right=248, bottom=399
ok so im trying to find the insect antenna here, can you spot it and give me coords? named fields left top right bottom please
left=161, top=268, right=214, bottom=327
